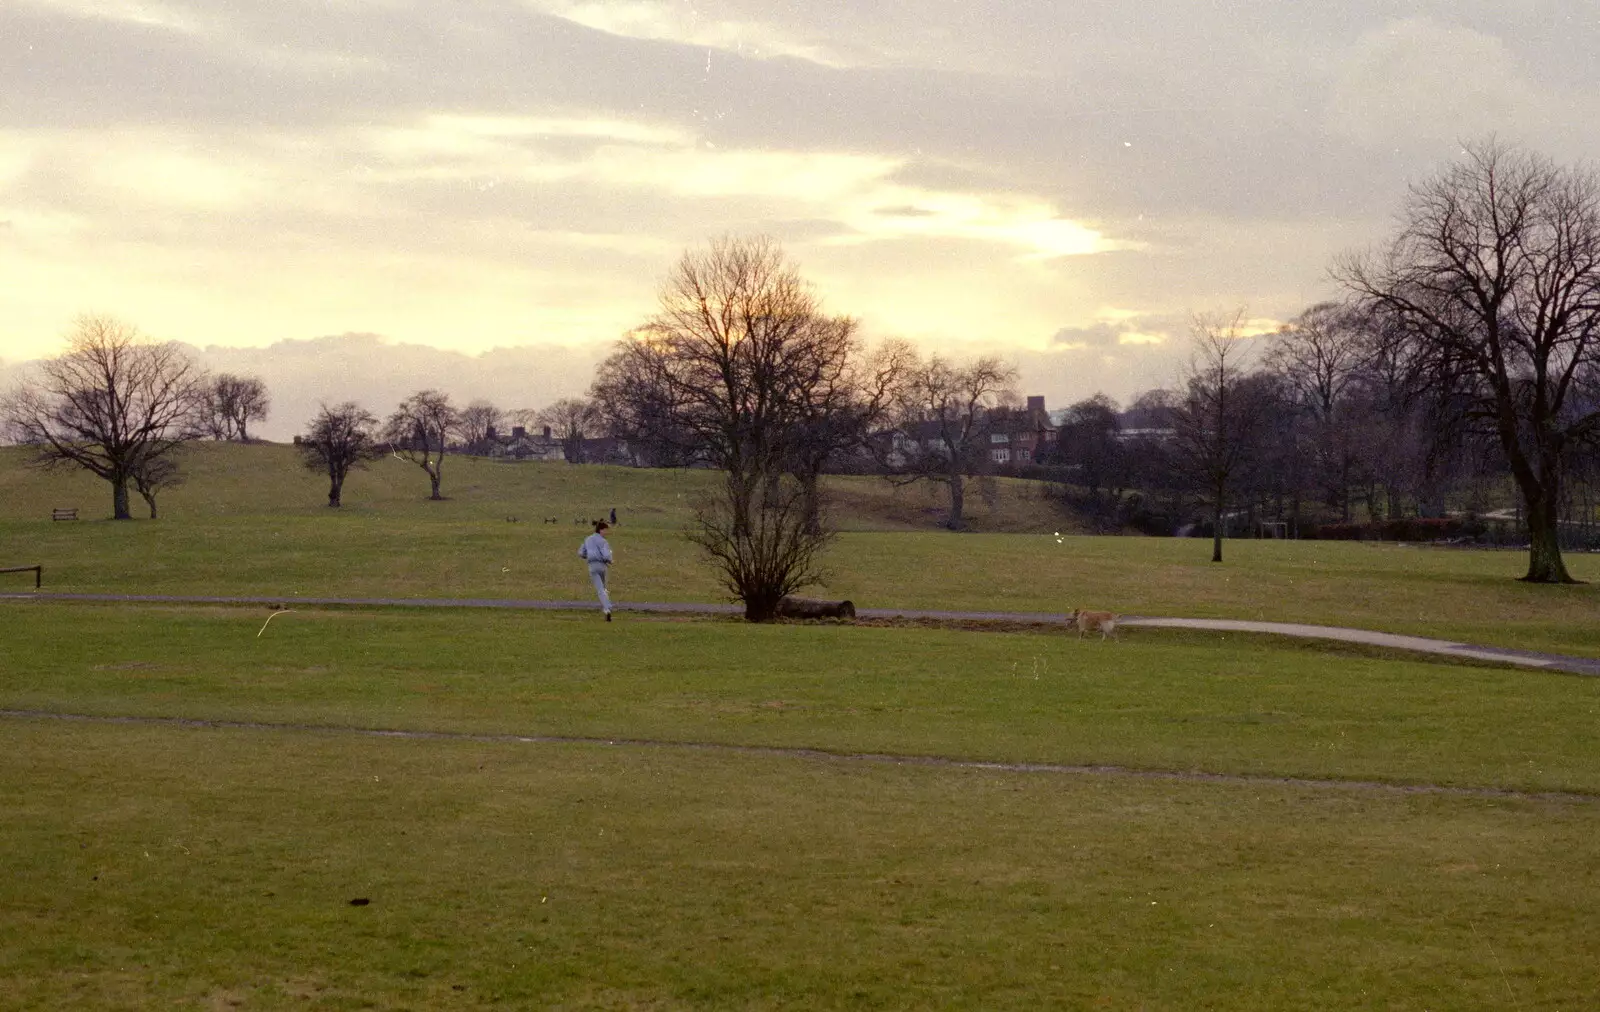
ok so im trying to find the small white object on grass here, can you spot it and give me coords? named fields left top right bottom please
left=256, top=609, right=293, bottom=638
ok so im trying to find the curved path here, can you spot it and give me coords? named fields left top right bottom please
left=7, top=591, right=1600, bottom=677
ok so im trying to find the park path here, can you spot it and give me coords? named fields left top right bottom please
left=7, top=590, right=1600, bottom=677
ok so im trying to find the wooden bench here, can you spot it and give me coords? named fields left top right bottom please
left=0, top=565, right=42, bottom=589
left=51, top=508, right=78, bottom=521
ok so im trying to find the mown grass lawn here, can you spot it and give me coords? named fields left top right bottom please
left=6, top=603, right=1600, bottom=794
left=5, top=717, right=1595, bottom=1011
left=5, top=603, right=1599, bottom=1008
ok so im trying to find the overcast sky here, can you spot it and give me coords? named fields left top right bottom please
left=4, top=0, right=1599, bottom=438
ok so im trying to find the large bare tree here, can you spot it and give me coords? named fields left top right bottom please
left=299, top=403, right=383, bottom=507
left=1338, top=140, right=1600, bottom=582
left=888, top=352, right=1019, bottom=531
left=2, top=315, right=204, bottom=519
left=593, top=235, right=856, bottom=619
left=201, top=374, right=270, bottom=442
left=384, top=390, right=459, bottom=500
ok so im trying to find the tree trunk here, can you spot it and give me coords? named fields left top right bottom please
left=112, top=476, right=132, bottom=520
left=429, top=469, right=442, bottom=500
left=728, top=472, right=752, bottom=539
left=799, top=470, right=822, bottom=536
left=1211, top=484, right=1224, bottom=563
left=1522, top=488, right=1576, bottom=583
left=743, top=591, right=783, bottom=622
left=328, top=470, right=344, bottom=508
left=946, top=472, right=966, bottom=530
left=1339, top=458, right=1352, bottom=523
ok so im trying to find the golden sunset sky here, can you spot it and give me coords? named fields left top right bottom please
left=4, top=1, right=1599, bottom=437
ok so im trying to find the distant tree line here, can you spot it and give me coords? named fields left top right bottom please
left=1026, top=140, right=1600, bottom=584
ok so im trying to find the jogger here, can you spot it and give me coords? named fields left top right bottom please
left=579, top=521, right=614, bottom=620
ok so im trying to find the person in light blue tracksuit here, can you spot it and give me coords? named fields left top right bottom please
left=579, top=520, right=614, bottom=620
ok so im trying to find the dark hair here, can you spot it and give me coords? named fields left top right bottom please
left=594, top=521, right=609, bottom=532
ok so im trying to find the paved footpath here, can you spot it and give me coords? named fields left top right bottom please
left=8, top=591, right=1600, bottom=677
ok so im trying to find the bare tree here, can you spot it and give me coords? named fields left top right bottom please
left=505, top=407, right=541, bottom=430
left=1171, top=311, right=1270, bottom=562
left=298, top=403, right=383, bottom=507
left=1054, top=393, right=1126, bottom=527
left=538, top=397, right=600, bottom=463
left=687, top=469, right=835, bottom=620
left=1, top=315, right=204, bottom=519
left=128, top=451, right=184, bottom=519
left=784, top=333, right=912, bottom=533
left=457, top=399, right=503, bottom=454
left=1266, top=303, right=1369, bottom=420
left=1338, top=140, right=1600, bottom=582
left=595, top=235, right=857, bottom=619
left=590, top=341, right=698, bottom=467
left=1264, top=303, right=1372, bottom=522
left=202, top=374, right=270, bottom=442
left=887, top=352, right=1019, bottom=530
left=384, top=390, right=459, bottom=500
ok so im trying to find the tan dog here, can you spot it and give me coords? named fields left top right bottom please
left=1067, top=609, right=1118, bottom=640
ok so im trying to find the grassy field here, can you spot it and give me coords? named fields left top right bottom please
left=0, top=442, right=1075, bottom=534
left=7, top=718, right=1595, bottom=1011
left=4, top=443, right=1600, bottom=655
left=8, top=603, right=1600, bottom=792
left=6, top=445, right=1600, bottom=1007
left=4, top=602, right=1599, bottom=1009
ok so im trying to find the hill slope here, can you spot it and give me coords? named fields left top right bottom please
left=0, top=442, right=1085, bottom=533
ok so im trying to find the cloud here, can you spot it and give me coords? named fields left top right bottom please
left=188, top=334, right=609, bottom=442
left=1325, top=18, right=1547, bottom=147
left=1050, top=311, right=1178, bottom=352
left=8, top=0, right=1600, bottom=385
left=534, top=0, right=860, bottom=67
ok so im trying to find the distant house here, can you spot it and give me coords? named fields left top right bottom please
left=1112, top=400, right=1177, bottom=444
left=1113, top=427, right=1177, bottom=444
left=579, top=435, right=650, bottom=467
left=878, top=395, right=1058, bottom=471
left=988, top=396, right=1058, bottom=468
left=482, top=425, right=566, bottom=462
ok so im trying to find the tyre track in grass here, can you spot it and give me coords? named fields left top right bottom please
left=3, top=709, right=1596, bottom=805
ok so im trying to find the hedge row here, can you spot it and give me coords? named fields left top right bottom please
left=1307, top=518, right=1492, bottom=541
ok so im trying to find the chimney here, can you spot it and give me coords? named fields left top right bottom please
left=485, top=425, right=497, bottom=441
left=1027, top=395, right=1046, bottom=414
left=543, top=425, right=552, bottom=439
left=511, top=425, right=526, bottom=440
